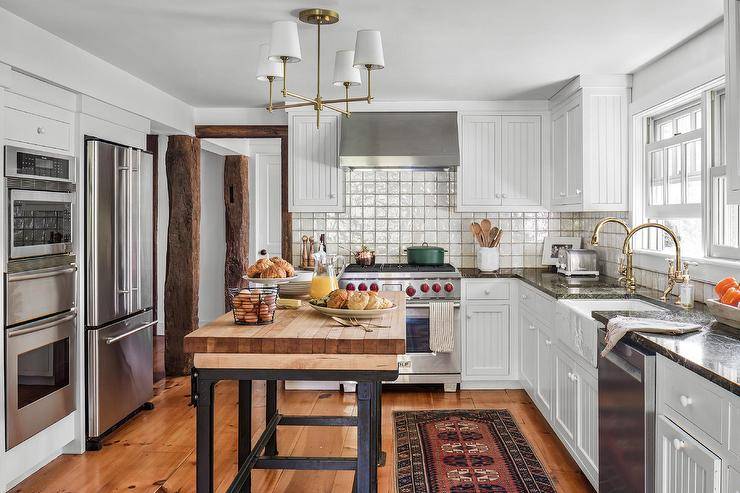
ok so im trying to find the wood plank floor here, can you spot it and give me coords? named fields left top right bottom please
left=10, top=377, right=594, bottom=493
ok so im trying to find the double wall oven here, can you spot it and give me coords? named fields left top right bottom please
left=4, top=146, right=77, bottom=450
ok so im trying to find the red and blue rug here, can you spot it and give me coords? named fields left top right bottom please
left=394, top=409, right=555, bottom=493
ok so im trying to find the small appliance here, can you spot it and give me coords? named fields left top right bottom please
left=557, top=248, right=599, bottom=277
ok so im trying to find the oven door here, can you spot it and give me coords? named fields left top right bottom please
left=6, top=260, right=77, bottom=326
left=401, top=302, right=461, bottom=374
left=9, top=189, right=74, bottom=259
left=5, top=310, right=77, bottom=450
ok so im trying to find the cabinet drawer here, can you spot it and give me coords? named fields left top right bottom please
left=659, top=359, right=724, bottom=444
left=5, top=107, right=72, bottom=151
left=465, top=280, right=510, bottom=301
left=519, top=284, right=554, bottom=324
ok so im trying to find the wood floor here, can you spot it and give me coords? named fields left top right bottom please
left=11, top=374, right=593, bottom=493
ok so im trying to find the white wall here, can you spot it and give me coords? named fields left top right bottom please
left=198, top=149, right=226, bottom=324
left=156, top=136, right=168, bottom=336
left=631, top=19, right=724, bottom=114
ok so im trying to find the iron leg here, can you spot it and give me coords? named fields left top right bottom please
left=238, top=380, right=252, bottom=493
left=265, top=379, right=278, bottom=456
left=356, top=381, right=376, bottom=493
left=195, top=374, right=215, bottom=493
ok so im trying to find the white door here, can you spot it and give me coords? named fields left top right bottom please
left=656, top=415, right=721, bottom=493
left=500, top=115, right=542, bottom=206
left=552, top=112, right=568, bottom=204
left=255, top=153, right=282, bottom=260
left=554, top=348, right=577, bottom=445
left=575, top=366, right=598, bottom=481
left=459, top=115, right=501, bottom=209
left=565, top=103, right=583, bottom=204
left=519, top=309, right=537, bottom=392
left=463, top=303, right=510, bottom=377
left=535, top=325, right=554, bottom=418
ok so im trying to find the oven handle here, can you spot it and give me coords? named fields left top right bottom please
left=105, top=320, right=158, bottom=345
left=7, top=309, right=77, bottom=338
left=406, top=301, right=460, bottom=308
left=7, top=264, right=77, bottom=282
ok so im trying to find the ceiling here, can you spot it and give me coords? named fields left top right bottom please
left=0, top=0, right=723, bottom=107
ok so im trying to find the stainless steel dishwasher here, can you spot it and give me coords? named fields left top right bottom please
left=598, top=327, right=656, bottom=493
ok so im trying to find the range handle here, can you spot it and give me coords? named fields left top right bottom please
left=7, top=309, right=77, bottom=338
left=7, top=263, right=77, bottom=282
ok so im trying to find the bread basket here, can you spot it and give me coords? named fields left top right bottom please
left=229, top=287, right=278, bottom=325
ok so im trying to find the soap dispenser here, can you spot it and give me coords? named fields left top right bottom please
left=679, top=262, right=694, bottom=309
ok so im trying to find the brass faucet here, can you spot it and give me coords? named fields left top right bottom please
left=621, top=223, right=684, bottom=301
left=590, top=217, right=633, bottom=288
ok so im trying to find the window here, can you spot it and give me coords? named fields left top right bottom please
left=638, top=83, right=740, bottom=261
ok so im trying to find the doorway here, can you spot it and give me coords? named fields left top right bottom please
left=254, top=151, right=282, bottom=260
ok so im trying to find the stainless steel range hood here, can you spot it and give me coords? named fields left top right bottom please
left=339, top=111, right=459, bottom=170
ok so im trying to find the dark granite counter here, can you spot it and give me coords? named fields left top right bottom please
left=459, top=267, right=740, bottom=396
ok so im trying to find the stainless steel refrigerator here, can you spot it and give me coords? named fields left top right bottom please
left=85, top=138, right=156, bottom=449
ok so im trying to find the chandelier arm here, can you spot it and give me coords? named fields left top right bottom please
left=284, top=91, right=318, bottom=105
left=270, top=101, right=316, bottom=110
left=366, top=66, right=372, bottom=103
left=267, top=76, right=274, bottom=112
left=323, top=103, right=350, bottom=116
left=321, top=96, right=373, bottom=104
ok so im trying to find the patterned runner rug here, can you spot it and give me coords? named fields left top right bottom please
left=394, top=409, right=555, bottom=493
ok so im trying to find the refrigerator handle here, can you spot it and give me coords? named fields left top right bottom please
left=116, top=149, right=130, bottom=304
left=127, top=148, right=134, bottom=311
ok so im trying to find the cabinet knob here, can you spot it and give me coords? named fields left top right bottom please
left=576, top=188, right=582, bottom=195
left=495, top=193, right=501, bottom=198
left=545, top=339, right=552, bottom=346
left=679, top=395, right=692, bottom=407
left=329, top=193, right=336, bottom=198
left=501, top=193, right=507, bottom=198
left=521, top=294, right=527, bottom=300
left=466, top=314, right=472, bottom=319
left=672, top=438, right=685, bottom=450
left=528, top=324, right=535, bottom=330
left=484, top=289, right=491, bottom=295
left=559, top=191, right=566, bottom=197
left=567, top=371, right=577, bottom=382
left=37, top=126, right=46, bottom=135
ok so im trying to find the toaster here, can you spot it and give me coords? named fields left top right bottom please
left=557, top=249, right=599, bottom=276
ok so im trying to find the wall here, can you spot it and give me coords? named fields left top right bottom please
left=198, top=149, right=226, bottom=324
left=631, top=19, right=724, bottom=115
left=292, top=169, right=582, bottom=268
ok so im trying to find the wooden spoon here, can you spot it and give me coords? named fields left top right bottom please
left=470, top=222, right=484, bottom=246
left=490, top=227, right=499, bottom=247
left=480, top=219, right=492, bottom=243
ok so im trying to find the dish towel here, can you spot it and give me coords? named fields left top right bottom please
left=602, top=316, right=701, bottom=356
left=429, top=301, right=455, bottom=353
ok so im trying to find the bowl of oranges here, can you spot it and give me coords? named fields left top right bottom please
left=706, top=276, right=740, bottom=329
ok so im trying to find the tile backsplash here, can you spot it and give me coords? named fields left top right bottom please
left=292, top=169, right=582, bottom=269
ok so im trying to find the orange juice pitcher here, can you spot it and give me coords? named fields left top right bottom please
left=309, top=252, right=340, bottom=299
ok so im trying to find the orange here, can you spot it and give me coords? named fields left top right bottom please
left=720, top=287, right=740, bottom=306
left=715, top=277, right=739, bottom=298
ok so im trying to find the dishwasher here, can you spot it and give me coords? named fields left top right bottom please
left=598, top=327, right=655, bottom=493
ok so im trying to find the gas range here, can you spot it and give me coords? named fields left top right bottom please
left=339, top=263, right=461, bottom=302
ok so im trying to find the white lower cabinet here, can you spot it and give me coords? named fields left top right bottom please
left=656, top=415, right=721, bottom=493
left=553, top=348, right=578, bottom=444
left=463, top=303, right=511, bottom=378
left=534, top=323, right=554, bottom=418
left=575, top=365, right=599, bottom=481
left=728, top=466, right=740, bottom=493
left=519, top=308, right=538, bottom=393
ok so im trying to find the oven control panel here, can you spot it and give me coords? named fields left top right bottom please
left=338, top=278, right=460, bottom=300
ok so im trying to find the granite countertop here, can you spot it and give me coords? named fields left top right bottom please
left=459, top=267, right=740, bottom=396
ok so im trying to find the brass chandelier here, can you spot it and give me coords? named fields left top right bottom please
left=256, top=8, right=385, bottom=127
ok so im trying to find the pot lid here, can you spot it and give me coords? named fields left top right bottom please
left=406, top=242, right=444, bottom=251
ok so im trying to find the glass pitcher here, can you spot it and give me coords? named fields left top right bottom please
left=309, top=252, right=344, bottom=299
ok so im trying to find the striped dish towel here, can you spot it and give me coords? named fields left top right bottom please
left=429, top=301, right=455, bottom=353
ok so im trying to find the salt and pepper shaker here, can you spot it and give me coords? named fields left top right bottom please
left=308, top=236, right=316, bottom=267
left=300, top=235, right=309, bottom=268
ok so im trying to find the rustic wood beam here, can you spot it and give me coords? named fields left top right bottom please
left=195, top=125, right=288, bottom=139
left=194, top=124, right=292, bottom=262
left=165, top=135, right=201, bottom=376
left=224, top=155, right=250, bottom=311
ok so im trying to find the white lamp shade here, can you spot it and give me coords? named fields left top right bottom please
left=332, top=50, right=362, bottom=86
left=353, top=30, right=384, bottom=70
left=256, top=43, right=284, bottom=81
left=268, top=21, right=301, bottom=63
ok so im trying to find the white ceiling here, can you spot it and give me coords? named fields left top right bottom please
left=0, top=0, right=723, bottom=107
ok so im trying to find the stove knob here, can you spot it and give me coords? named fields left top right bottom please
left=346, top=283, right=356, bottom=291
left=405, top=286, right=416, bottom=297
left=369, top=282, right=379, bottom=292
left=432, top=283, right=442, bottom=293
left=420, top=283, right=430, bottom=293
left=358, top=283, right=368, bottom=291
left=444, top=283, right=454, bottom=293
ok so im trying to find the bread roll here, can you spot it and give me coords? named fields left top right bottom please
left=260, top=265, right=287, bottom=279
left=327, top=289, right=349, bottom=309
left=365, top=292, right=382, bottom=310
left=347, top=291, right=370, bottom=310
left=246, top=264, right=262, bottom=278
left=270, top=257, right=295, bottom=277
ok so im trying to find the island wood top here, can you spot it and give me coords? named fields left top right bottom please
left=184, top=291, right=406, bottom=355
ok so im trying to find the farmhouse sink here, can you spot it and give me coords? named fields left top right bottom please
left=559, top=298, right=667, bottom=319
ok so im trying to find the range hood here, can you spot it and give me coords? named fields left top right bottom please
left=339, top=111, right=459, bottom=170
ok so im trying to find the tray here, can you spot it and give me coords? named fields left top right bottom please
left=705, top=299, right=740, bottom=329
left=307, top=303, right=397, bottom=319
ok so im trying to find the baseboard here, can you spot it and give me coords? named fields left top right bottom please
left=460, top=380, right=523, bottom=390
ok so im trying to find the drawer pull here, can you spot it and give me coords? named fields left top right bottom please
left=37, top=126, right=46, bottom=135
left=679, top=395, right=692, bottom=407
left=672, top=438, right=685, bottom=450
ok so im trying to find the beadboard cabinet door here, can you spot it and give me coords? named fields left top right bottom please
left=500, top=115, right=542, bottom=206
left=656, top=415, right=721, bottom=493
left=288, top=114, right=344, bottom=212
left=551, top=97, right=583, bottom=206
left=463, top=303, right=510, bottom=378
left=459, top=114, right=501, bottom=209
left=519, top=308, right=538, bottom=392
left=575, top=366, right=598, bottom=483
left=553, top=347, right=578, bottom=445
left=535, top=324, right=554, bottom=418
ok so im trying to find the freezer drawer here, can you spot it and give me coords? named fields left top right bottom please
left=6, top=259, right=77, bottom=326
left=86, top=310, right=155, bottom=438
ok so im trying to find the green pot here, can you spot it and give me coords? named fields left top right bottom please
left=405, top=242, right=447, bottom=265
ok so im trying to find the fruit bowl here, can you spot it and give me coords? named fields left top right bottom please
left=705, top=299, right=740, bottom=329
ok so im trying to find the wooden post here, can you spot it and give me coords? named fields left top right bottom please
left=165, top=135, right=201, bottom=377
left=224, top=154, right=249, bottom=311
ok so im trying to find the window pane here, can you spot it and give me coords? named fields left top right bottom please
left=666, top=145, right=682, bottom=204
left=658, top=122, right=673, bottom=141
left=676, top=114, right=692, bottom=134
left=712, top=174, right=740, bottom=249
left=685, top=139, right=702, bottom=204
left=644, top=218, right=703, bottom=258
left=694, top=109, right=702, bottom=129
left=649, top=150, right=664, bottom=205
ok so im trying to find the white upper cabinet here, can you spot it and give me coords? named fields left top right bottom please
left=288, top=113, right=344, bottom=212
left=549, top=75, right=631, bottom=211
left=458, top=113, right=543, bottom=211
left=725, top=0, right=740, bottom=204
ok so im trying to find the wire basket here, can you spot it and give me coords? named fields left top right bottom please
left=228, top=286, right=278, bottom=325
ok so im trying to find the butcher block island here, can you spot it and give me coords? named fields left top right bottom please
left=184, top=292, right=405, bottom=493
